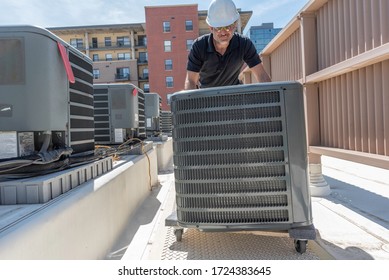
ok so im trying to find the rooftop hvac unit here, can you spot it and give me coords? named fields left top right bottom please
left=160, top=110, right=173, bottom=136
left=144, top=93, right=162, bottom=137
left=167, top=82, right=316, bottom=254
left=137, top=88, right=146, bottom=139
left=0, top=25, right=94, bottom=160
left=93, top=83, right=145, bottom=144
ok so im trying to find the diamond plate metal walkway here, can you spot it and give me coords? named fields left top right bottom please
left=116, top=172, right=329, bottom=260
left=159, top=227, right=320, bottom=260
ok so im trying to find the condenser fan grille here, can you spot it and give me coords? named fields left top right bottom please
left=171, top=84, right=309, bottom=227
left=175, top=120, right=283, bottom=139
left=178, top=210, right=290, bottom=224
left=174, top=135, right=284, bottom=152
left=174, top=106, right=281, bottom=124
left=174, top=91, right=280, bottom=111
left=174, top=165, right=286, bottom=180
left=175, top=180, right=287, bottom=195
left=174, top=150, right=285, bottom=166
left=177, top=195, right=288, bottom=209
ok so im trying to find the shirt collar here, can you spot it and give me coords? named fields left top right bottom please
left=207, top=33, right=239, bottom=54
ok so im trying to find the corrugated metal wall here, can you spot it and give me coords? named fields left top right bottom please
left=319, top=62, right=389, bottom=156
left=251, top=0, right=389, bottom=169
left=316, top=0, right=389, bottom=157
left=270, top=29, right=303, bottom=81
left=317, top=0, right=389, bottom=69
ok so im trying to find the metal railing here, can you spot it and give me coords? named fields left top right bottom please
left=139, top=75, right=149, bottom=80
left=89, top=42, right=147, bottom=50
left=137, top=59, right=148, bottom=64
left=241, top=0, right=389, bottom=170
left=92, top=57, right=134, bottom=62
left=114, top=74, right=131, bottom=81
left=89, top=41, right=132, bottom=49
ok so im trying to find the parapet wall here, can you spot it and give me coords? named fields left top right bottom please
left=0, top=148, right=158, bottom=259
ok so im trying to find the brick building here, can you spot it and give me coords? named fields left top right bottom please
left=50, top=5, right=252, bottom=110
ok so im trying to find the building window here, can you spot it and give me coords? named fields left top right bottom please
left=144, top=83, right=150, bottom=93
left=92, top=54, right=99, bottom=61
left=93, top=69, right=100, bottom=79
left=142, top=68, right=149, bottom=79
left=117, top=36, right=130, bottom=47
left=91, top=37, right=98, bottom=48
left=138, top=35, right=147, bottom=47
left=164, top=40, right=172, bottom=52
left=185, top=20, right=193, bottom=31
left=105, top=53, right=112, bottom=61
left=166, top=76, right=173, bottom=88
left=163, top=21, right=171, bottom=32
left=118, top=53, right=131, bottom=60
left=70, top=38, right=83, bottom=49
left=186, top=39, right=194, bottom=51
left=105, top=37, right=111, bottom=47
left=165, top=59, right=173, bottom=70
left=139, top=52, right=148, bottom=63
left=116, top=67, right=130, bottom=80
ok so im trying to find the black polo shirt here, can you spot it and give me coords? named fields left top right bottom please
left=187, top=33, right=261, bottom=88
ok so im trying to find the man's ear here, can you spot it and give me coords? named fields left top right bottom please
left=208, top=26, right=213, bottom=32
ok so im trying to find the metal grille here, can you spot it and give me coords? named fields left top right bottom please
left=68, top=51, right=95, bottom=154
left=177, top=195, right=288, bottom=208
left=175, top=180, right=287, bottom=195
left=174, top=135, right=284, bottom=153
left=160, top=111, right=173, bottom=135
left=174, top=150, right=285, bottom=166
left=178, top=210, right=290, bottom=224
left=93, top=88, right=111, bottom=144
left=171, top=85, right=295, bottom=227
left=137, top=89, right=146, bottom=138
left=174, top=165, right=286, bottom=180
left=174, top=91, right=280, bottom=111
left=175, top=121, right=283, bottom=139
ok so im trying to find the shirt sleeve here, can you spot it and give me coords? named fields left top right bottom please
left=243, top=38, right=262, bottom=68
left=187, top=39, right=203, bottom=72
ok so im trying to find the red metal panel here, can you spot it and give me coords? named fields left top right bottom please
left=57, top=42, right=75, bottom=83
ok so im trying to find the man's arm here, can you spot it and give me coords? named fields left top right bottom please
left=184, top=70, right=200, bottom=90
left=250, top=63, right=272, bottom=82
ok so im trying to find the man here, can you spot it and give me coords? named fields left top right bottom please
left=185, top=0, right=271, bottom=90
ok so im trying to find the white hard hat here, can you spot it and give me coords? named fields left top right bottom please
left=206, top=0, right=240, bottom=27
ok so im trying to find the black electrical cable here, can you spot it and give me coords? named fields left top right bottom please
left=0, top=138, right=148, bottom=181
left=0, top=158, right=70, bottom=180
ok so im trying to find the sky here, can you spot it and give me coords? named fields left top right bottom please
left=0, top=0, right=309, bottom=33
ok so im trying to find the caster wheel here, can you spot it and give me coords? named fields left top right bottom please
left=294, top=239, right=307, bottom=254
left=174, top=229, right=183, bottom=242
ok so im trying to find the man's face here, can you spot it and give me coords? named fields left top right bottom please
left=210, top=22, right=236, bottom=46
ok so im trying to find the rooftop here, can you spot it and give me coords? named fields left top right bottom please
left=114, top=156, right=389, bottom=260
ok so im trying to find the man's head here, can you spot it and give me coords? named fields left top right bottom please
left=206, top=0, right=239, bottom=45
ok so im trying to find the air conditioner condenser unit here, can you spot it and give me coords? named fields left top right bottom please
left=93, top=83, right=146, bottom=144
left=0, top=25, right=94, bottom=160
left=166, top=82, right=316, bottom=254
